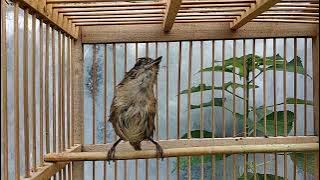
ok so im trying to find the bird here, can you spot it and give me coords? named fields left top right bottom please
left=107, top=56, right=164, bottom=161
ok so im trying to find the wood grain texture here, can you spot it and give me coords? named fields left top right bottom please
left=24, top=145, right=81, bottom=180
left=45, top=143, right=319, bottom=162
left=163, top=0, right=182, bottom=32
left=231, top=0, right=282, bottom=29
left=71, top=27, right=84, bottom=180
left=81, top=22, right=319, bottom=43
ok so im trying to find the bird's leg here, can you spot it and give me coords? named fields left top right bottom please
left=107, top=138, right=122, bottom=163
left=147, top=137, right=164, bottom=160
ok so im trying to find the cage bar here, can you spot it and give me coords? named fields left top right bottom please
left=14, top=3, right=20, bottom=179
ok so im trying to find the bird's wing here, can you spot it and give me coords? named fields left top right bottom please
left=146, top=98, right=157, bottom=138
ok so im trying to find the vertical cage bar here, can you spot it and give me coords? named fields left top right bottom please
left=312, top=35, right=319, bottom=180
left=293, top=38, right=297, bottom=180
left=303, top=38, right=308, bottom=180
left=32, top=13, right=37, bottom=171
left=14, top=2, right=20, bottom=178
left=145, top=42, right=149, bottom=180
left=177, top=41, right=182, bottom=180
left=103, top=44, right=107, bottom=180
left=70, top=37, right=74, bottom=147
left=242, top=39, right=247, bottom=180
left=200, top=41, right=204, bottom=180
left=52, top=28, right=57, bottom=154
left=92, top=44, right=97, bottom=180
left=252, top=39, right=257, bottom=179
left=113, top=43, right=118, bottom=180
left=155, top=42, right=160, bottom=180
left=222, top=40, right=226, bottom=180
left=58, top=30, right=62, bottom=153
left=23, top=8, right=30, bottom=178
left=273, top=38, right=278, bottom=179
left=211, top=40, right=215, bottom=180
left=135, top=42, right=139, bottom=180
left=1, top=0, right=8, bottom=178
left=67, top=37, right=71, bottom=149
left=124, top=43, right=128, bottom=180
left=39, top=19, right=44, bottom=167
left=61, top=33, right=66, bottom=180
left=232, top=40, right=237, bottom=180
left=263, top=38, right=267, bottom=180
left=187, top=41, right=192, bottom=180
left=166, top=42, right=170, bottom=180
left=62, top=34, right=66, bottom=151
left=283, top=38, right=288, bottom=180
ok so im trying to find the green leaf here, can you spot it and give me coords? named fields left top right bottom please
left=180, top=82, right=258, bottom=94
left=238, top=172, right=285, bottom=180
left=190, top=98, right=225, bottom=109
left=266, top=56, right=312, bottom=78
left=286, top=98, right=313, bottom=105
left=180, top=84, right=213, bottom=94
left=181, top=130, right=213, bottom=139
left=288, top=152, right=315, bottom=174
left=256, top=111, right=294, bottom=136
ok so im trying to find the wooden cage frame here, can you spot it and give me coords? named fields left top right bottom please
left=1, top=0, right=319, bottom=180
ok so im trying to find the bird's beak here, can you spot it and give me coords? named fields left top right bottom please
left=145, top=56, right=162, bottom=69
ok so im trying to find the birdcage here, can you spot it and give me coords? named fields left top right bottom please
left=1, top=0, right=319, bottom=179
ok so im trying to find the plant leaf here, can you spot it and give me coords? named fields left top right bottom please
left=286, top=98, right=313, bottom=105
left=256, top=111, right=294, bottom=136
left=288, top=152, right=315, bottom=174
left=190, top=98, right=225, bottom=109
left=238, top=172, right=285, bottom=180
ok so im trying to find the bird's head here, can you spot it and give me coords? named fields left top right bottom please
left=134, top=56, right=162, bottom=71
left=126, top=56, right=162, bottom=86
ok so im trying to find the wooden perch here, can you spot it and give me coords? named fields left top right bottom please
left=44, top=143, right=319, bottom=162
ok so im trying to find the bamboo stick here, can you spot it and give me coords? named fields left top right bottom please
left=44, top=143, right=319, bottom=162
left=1, top=0, right=8, bottom=178
left=232, top=40, right=237, bottom=180
left=103, top=44, right=107, bottom=180
left=124, top=43, right=128, bottom=180
left=304, top=38, right=308, bottom=180
left=187, top=41, right=193, bottom=180
left=293, top=38, right=298, bottom=180
left=57, top=6, right=165, bottom=13
left=14, top=2, right=20, bottom=178
left=23, top=8, right=30, bottom=178
left=92, top=44, right=97, bottom=180
left=146, top=42, right=149, bottom=180
left=52, top=1, right=165, bottom=8
left=273, top=38, right=278, bottom=179
left=112, top=43, right=118, bottom=180
left=222, top=40, right=226, bottom=180
left=58, top=30, right=62, bottom=153
left=177, top=41, right=182, bottom=180
left=70, top=38, right=74, bottom=147
left=67, top=37, right=71, bottom=149
left=211, top=40, right=215, bottom=180
left=39, top=18, right=44, bottom=167
left=52, top=28, right=57, bottom=153
left=135, top=42, right=139, bottom=180
left=62, top=34, right=66, bottom=151
left=200, top=41, right=204, bottom=180
left=155, top=42, right=160, bottom=180
left=283, top=38, right=288, bottom=180
left=32, top=13, right=37, bottom=172
left=166, top=42, right=170, bottom=180
left=242, top=39, right=247, bottom=179
left=263, top=38, right=267, bottom=180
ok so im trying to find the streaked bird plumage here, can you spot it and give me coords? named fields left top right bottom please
left=107, top=56, right=163, bottom=160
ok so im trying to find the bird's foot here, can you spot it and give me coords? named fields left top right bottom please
left=155, top=144, right=164, bottom=161
left=107, top=147, right=116, bottom=164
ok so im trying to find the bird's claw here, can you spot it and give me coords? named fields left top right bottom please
left=156, top=145, right=164, bottom=161
left=107, top=148, right=116, bottom=164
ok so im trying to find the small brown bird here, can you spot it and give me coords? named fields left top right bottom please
left=107, top=56, right=163, bottom=161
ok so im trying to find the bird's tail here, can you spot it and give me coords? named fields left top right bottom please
left=130, top=142, right=142, bottom=151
